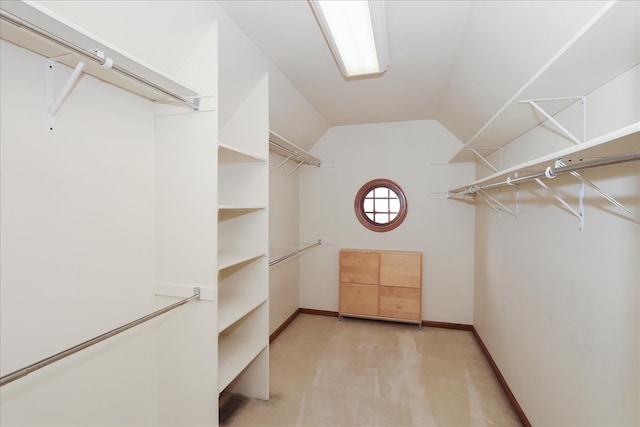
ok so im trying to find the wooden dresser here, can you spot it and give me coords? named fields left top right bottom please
left=339, top=249, right=422, bottom=326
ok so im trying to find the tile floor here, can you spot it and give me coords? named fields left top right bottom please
left=222, top=314, right=521, bottom=427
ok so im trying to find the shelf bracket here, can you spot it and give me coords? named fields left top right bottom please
left=556, top=160, right=640, bottom=223
left=269, top=149, right=314, bottom=176
left=476, top=189, right=518, bottom=218
left=270, top=153, right=292, bottom=174
left=469, top=148, right=501, bottom=173
left=534, top=177, right=584, bottom=230
left=285, top=160, right=305, bottom=176
left=45, top=59, right=85, bottom=131
left=519, top=96, right=585, bottom=145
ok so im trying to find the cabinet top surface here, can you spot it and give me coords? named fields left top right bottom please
left=340, top=248, right=422, bottom=255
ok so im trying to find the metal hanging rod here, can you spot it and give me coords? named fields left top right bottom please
left=0, top=9, right=199, bottom=111
left=269, top=240, right=322, bottom=267
left=0, top=287, right=201, bottom=388
left=269, top=140, right=321, bottom=167
left=452, top=151, right=640, bottom=196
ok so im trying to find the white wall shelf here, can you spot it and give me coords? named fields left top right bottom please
left=218, top=334, right=267, bottom=394
left=218, top=251, right=266, bottom=271
left=448, top=123, right=640, bottom=193
left=449, top=1, right=639, bottom=163
left=219, top=205, right=267, bottom=211
left=219, top=142, right=268, bottom=163
left=218, top=296, right=267, bottom=333
left=0, top=2, right=201, bottom=110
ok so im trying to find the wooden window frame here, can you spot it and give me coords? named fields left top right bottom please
left=354, top=178, right=408, bottom=232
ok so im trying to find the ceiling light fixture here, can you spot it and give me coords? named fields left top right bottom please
left=309, top=0, right=389, bottom=78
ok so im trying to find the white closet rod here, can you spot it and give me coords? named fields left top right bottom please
left=450, top=151, right=640, bottom=196
left=0, top=9, right=199, bottom=111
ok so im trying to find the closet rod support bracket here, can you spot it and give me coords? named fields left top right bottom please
left=556, top=160, right=640, bottom=223
left=45, top=58, right=88, bottom=131
left=533, top=178, right=584, bottom=230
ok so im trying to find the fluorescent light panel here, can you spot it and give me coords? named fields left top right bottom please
left=310, top=0, right=389, bottom=77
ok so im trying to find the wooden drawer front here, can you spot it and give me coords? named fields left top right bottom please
left=380, top=252, right=421, bottom=288
left=379, top=286, right=421, bottom=320
left=340, top=251, right=379, bottom=285
left=340, top=283, right=379, bottom=316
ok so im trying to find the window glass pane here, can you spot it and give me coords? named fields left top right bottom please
left=375, top=213, right=389, bottom=223
left=366, top=212, right=375, bottom=221
left=363, top=199, right=374, bottom=212
left=389, top=212, right=398, bottom=221
left=389, top=199, right=400, bottom=213
left=365, top=189, right=376, bottom=199
left=388, top=189, right=399, bottom=200
left=374, top=187, right=388, bottom=197
left=375, top=198, right=387, bottom=212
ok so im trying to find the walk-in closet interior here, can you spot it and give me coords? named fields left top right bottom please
left=0, top=1, right=638, bottom=426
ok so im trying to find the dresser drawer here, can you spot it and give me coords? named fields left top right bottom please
left=379, top=286, right=421, bottom=320
left=380, top=252, right=421, bottom=288
left=340, top=282, right=379, bottom=316
left=339, top=250, right=379, bottom=285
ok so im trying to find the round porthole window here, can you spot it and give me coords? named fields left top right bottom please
left=354, top=178, right=408, bottom=232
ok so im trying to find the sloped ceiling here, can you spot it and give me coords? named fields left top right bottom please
left=218, top=0, right=609, bottom=147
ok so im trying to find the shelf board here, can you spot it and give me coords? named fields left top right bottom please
left=449, top=123, right=640, bottom=193
left=218, top=204, right=266, bottom=211
left=218, top=205, right=266, bottom=222
left=218, top=296, right=266, bottom=333
left=450, top=1, right=639, bottom=163
left=218, top=335, right=267, bottom=394
left=219, top=143, right=268, bottom=163
left=0, top=1, right=200, bottom=108
left=218, top=250, right=266, bottom=271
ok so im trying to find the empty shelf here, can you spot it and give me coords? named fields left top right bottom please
left=218, top=335, right=267, bottom=394
left=218, top=250, right=266, bottom=271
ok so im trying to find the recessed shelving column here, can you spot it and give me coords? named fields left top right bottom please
left=217, top=75, right=270, bottom=400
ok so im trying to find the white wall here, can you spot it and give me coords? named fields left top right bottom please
left=299, top=120, right=476, bottom=324
left=473, top=67, right=639, bottom=425
left=0, top=39, right=160, bottom=426
left=268, top=152, right=302, bottom=334
left=215, top=3, right=329, bottom=151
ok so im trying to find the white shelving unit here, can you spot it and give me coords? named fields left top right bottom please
left=448, top=123, right=640, bottom=194
left=449, top=1, right=639, bottom=163
left=217, top=74, right=270, bottom=400
left=0, top=1, right=200, bottom=111
left=447, top=1, right=639, bottom=230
